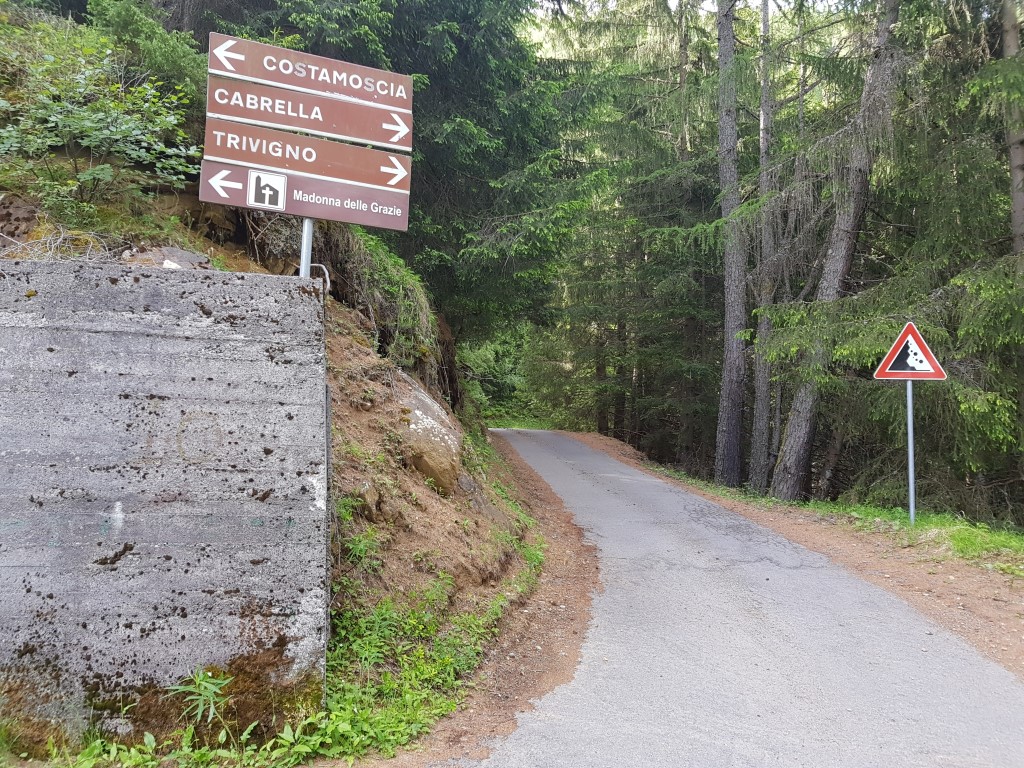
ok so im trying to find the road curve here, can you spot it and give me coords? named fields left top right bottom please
left=464, top=429, right=1024, bottom=768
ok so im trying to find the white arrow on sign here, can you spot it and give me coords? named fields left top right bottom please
left=208, top=169, right=244, bottom=198
left=383, top=113, right=410, bottom=143
left=380, top=156, right=408, bottom=186
left=213, top=39, right=246, bottom=72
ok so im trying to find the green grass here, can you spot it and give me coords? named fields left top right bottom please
left=486, top=415, right=554, bottom=430
left=58, top=573, right=516, bottom=767
left=654, top=466, right=1024, bottom=568
left=0, top=719, right=25, bottom=764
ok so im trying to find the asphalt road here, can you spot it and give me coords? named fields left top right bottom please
left=464, top=429, right=1024, bottom=768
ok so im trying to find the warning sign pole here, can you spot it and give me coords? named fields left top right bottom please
left=906, top=381, right=916, bottom=526
left=874, top=322, right=946, bottom=527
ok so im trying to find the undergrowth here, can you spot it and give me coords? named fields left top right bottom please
left=48, top=564, right=539, bottom=767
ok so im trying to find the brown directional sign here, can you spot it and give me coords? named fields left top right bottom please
left=202, top=34, right=413, bottom=231
left=208, top=32, right=413, bottom=115
left=207, top=75, right=412, bottom=152
left=199, top=159, right=409, bottom=231
left=203, top=117, right=411, bottom=194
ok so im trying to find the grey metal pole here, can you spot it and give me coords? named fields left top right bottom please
left=299, top=217, right=314, bottom=278
left=907, top=380, right=916, bottom=526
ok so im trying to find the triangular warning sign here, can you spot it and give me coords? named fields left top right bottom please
left=874, top=322, right=947, bottom=380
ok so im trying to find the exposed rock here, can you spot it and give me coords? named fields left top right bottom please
left=399, top=372, right=462, bottom=495
left=135, top=246, right=210, bottom=269
left=0, top=193, right=39, bottom=243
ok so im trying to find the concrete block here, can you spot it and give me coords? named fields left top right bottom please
left=0, top=260, right=328, bottom=744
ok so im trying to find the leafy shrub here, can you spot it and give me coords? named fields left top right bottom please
left=0, top=10, right=199, bottom=226
left=86, top=0, right=206, bottom=115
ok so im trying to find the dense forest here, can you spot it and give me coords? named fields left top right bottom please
left=2, top=0, right=1023, bottom=525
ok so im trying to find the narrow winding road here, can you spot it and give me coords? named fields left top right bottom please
left=466, top=430, right=1024, bottom=768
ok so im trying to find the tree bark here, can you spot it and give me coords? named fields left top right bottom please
left=714, top=0, right=747, bottom=487
left=1004, top=0, right=1024, bottom=258
left=818, top=424, right=846, bottom=500
left=676, top=0, right=692, bottom=162
left=750, top=0, right=777, bottom=493
left=1006, top=0, right=1024, bottom=427
left=596, top=335, right=609, bottom=435
left=750, top=314, right=774, bottom=491
left=613, top=315, right=627, bottom=441
left=770, top=0, right=901, bottom=500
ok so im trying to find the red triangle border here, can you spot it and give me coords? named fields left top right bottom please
left=873, top=322, right=947, bottom=380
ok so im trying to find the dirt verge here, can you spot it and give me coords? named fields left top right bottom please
left=354, top=432, right=599, bottom=767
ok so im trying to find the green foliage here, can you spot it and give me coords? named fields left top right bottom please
left=343, top=526, right=384, bottom=573
left=86, top=0, right=206, bottom=114
left=458, top=325, right=553, bottom=426
left=0, top=719, right=27, bottom=763
left=301, top=578, right=504, bottom=761
left=335, top=494, right=360, bottom=525
left=333, top=491, right=386, bottom=574
left=0, top=8, right=199, bottom=227
left=215, top=0, right=391, bottom=69
left=164, top=669, right=233, bottom=727
left=331, top=227, right=439, bottom=375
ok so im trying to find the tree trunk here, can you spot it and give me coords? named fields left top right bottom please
left=750, top=315, right=774, bottom=491
left=750, top=0, right=777, bottom=493
left=596, top=335, right=609, bottom=435
left=676, top=0, right=692, bottom=162
left=714, top=0, right=747, bottom=488
left=1004, top=0, right=1024, bottom=257
left=770, top=0, right=901, bottom=500
left=629, top=364, right=641, bottom=447
left=1007, top=0, right=1024, bottom=426
left=818, top=424, right=846, bottom=500
left=613, top=316, right=627, bottom=441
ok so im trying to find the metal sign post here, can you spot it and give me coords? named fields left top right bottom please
left=874, top=322, right=946, bottom=526
left=906, top=380, right=916, bottom=526
left=299, top=217, right=314, bottom=278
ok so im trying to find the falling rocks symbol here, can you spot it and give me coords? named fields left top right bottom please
left=889, top=337, right=932, bottom=373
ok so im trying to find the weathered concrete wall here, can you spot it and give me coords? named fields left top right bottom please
left=0, top=261, right=328, bottom=742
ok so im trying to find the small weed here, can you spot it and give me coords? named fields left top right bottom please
left=494, top=528, right=546, bottom=572
left=344, top=526, right=384, bottom=573
left=420, top=572, right=455, bottom=610
left=343, top=441, right=389, bottom=470
left=491, top=481, right=536, bottom=531
left=518, top=539, right=546, bottom=571
left=0, top=719, right=28, bottom=762
left=336, top=494, right=361, bottom=525
left=412, top=548, right=441, bottom=573
left=164, top=668, right=233, bottom=726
